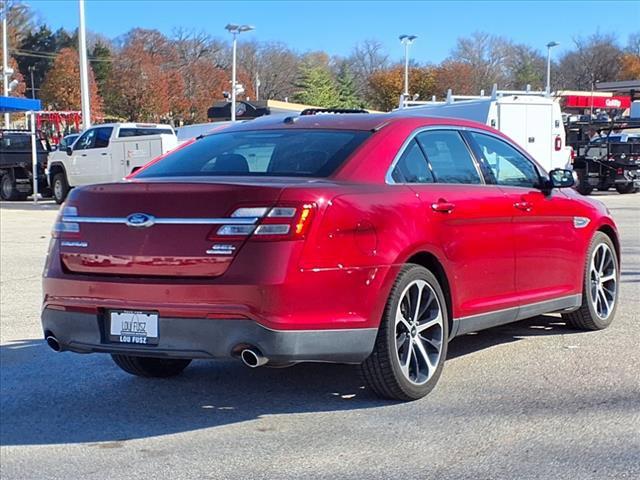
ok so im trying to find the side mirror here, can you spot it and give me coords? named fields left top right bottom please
left=549, top=168, right=575, bottom=189
left=66, top=146, right=73, bottom=156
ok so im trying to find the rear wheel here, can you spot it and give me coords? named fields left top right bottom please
left=562, top=232, right=619, bottom=330
left=111, top=354, right=191, bottom=378
left=360, top=264, right=448, bottom=401
left=52, top=173, right=70, bottom=204
left=615, top=183, right=638, bottom=194
left=0, top=175, right=28, bottom=201
left=576, top=183, right=593, bottom=195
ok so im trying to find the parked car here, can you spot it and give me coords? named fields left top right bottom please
left=47, top=123, right=177, bottom=203
left=0, top=129, right=51, bottom=201
left=42, top=112, right=620, bottom=401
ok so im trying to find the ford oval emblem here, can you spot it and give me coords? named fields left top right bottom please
left=126, top=213, right=155, bottom=228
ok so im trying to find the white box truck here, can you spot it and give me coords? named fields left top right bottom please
left=47, top=123, right=177, bottom=203
left=398, top=88, right=571, bottom=173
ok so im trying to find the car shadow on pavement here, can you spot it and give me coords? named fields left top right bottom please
left=0, top=314, right=582, bottom=446
left=0, top=200, right=59, bottom=211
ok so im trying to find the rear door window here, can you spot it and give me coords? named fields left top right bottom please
left=135, top=129, right=370, bottom=178
left=94, top=127, right=113, bottom=148
left=391, top=139, right=434, bottom=183
left=416, top=130, right=482, bottom=184
left=118, top=128, right=174, bottom=137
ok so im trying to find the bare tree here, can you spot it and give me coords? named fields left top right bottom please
left=503, top=44, right=545, bottom=90
left=625, top=32, right=640, bottom=56
left=450, top=32, right=512, bottom=92
left=237, top=41, right=300, bottom=101
left=556, top=33, right=623, bottom=90
left=346, top=39, right=390, bottom=99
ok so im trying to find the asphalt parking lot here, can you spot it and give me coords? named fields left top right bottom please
left=0, top=194, right=638, bottom=480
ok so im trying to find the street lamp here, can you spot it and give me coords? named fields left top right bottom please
left=225, top=23, right=254, bottom=122
left=399, top=34, right=417, bottom=100
left=545, top=41, right=559, bottom=95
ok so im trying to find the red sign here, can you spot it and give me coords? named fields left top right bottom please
left=564, top=95, right=631, bottom=109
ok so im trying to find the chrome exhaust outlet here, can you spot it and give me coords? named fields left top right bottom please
left=240, top=348, right=268, bottom=368
left=46, top=335, right=62, bottom=352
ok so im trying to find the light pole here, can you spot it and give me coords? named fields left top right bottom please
left=78, top=0, right=91, bottom=129
left=399, top=34, right=417, bottom=99
left=225, top=24, right=254, bottom=122
left=545, top=41, right=559, bottom=95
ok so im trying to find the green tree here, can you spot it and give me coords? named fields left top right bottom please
left=90, top=41, right=112, bottom=97
left=294, top=60, right=338, bottom=107
left=16, top=25, right=56, bottom=98
left=335, top=62, right=362, bottom=108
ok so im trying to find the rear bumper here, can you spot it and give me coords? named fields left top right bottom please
left=41, top=308, right=378, bottom=364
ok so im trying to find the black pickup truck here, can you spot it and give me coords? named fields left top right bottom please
left=0, top=129, right=51, bottom=201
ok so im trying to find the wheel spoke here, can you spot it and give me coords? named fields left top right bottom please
left=600, top=273, right=616, bottom=283
left=412, top=282, right=424, bottom=324
left=396, top=309, right=412, bottom=333
left=417, top=314, right=441, bottom=333
left=419, top=333, right=441, bottom=351
left=414, top=337, right=436, bottom=373
left=598, top=246, right=606, bottom=274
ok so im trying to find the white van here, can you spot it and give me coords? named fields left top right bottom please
left=398, top=88, right=572, bottom=173
left=47, top=123, right=177, bottom=203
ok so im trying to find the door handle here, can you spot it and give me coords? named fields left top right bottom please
left=431, top=199, right=456, bottom=213
left=514, top=201, right=533, bottom=212
left=101, top=153, right=108, bottom=156
left=80, top=154, right=87, bottom=157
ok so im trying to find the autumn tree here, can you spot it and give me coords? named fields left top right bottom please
left=7, top=56, right=26, bottom=97
left=40, top=47, right=103, bottom=120
left=1, top=0, right=35, bottom=49
left=368, top=66, right=436, bottom=111
left=618, top=33, right=640, bottom=80
left=433, top=60, right=476, bottom=97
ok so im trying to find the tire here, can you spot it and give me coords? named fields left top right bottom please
left=52, top=172, right=70, bottom=204
left=576, top=183, right=593, bottom=195
left=111, top=354, right=191, bottom=378
left=596, top=186, right=609, bottom=192
left=562, top=232, right=619, bottom=330
left=360, top=264, right=449, bottom=401
left=0, top=175, right=28, bottom=201
left=615, top=183, right=638, bottom=194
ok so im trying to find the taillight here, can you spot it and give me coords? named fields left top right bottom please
left=52, top=206, right=80, bottom=238
left=208, top=203, right=316, bottom=241
left=554, top=136, right=562, bottom=151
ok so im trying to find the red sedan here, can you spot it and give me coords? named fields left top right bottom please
left=42, top=112, right=620, bottom=401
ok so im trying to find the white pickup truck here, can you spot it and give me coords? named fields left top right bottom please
left=47, top=123, right=177, bottom=203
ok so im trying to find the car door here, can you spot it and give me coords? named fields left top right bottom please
left=389, top=129, right=518, bottom=324
left=69, top=128, right=96, bottom=181
left=465, top=130, right=581, bottom=304
left=85, top=127, right=114, bottom=184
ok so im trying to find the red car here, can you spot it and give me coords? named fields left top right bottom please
left=42, top=112, right=620, bottom=401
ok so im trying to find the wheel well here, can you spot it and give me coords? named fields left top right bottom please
left=598, top=225, right=620, bottom=262
left=406, top=251, right=454, bottom=337
left=49, top=163, right=66, bottom=179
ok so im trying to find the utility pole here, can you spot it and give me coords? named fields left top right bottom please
left=255, top=72, right=260, bottom=101
left=78, top=0, right=91, bottom=129
left=2, top=4, right=10, bottom=127
left=28, top=65, right=35, bottom=99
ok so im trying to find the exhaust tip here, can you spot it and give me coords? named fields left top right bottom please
left=240, top=348, right=268, bottom=368
left=46, top=335, right=61, bottom=352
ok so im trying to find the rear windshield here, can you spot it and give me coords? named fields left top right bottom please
left=136, top=129, right=370, bottom=178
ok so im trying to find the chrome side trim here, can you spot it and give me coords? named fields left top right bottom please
left=63, top=216, right=259, bottom=225
left=453, top=294, right=582, bottom=336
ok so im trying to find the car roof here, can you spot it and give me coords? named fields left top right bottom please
left=224, top=112, right=492, bottom=133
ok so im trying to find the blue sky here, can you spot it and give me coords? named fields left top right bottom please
left=30, top=1, right=640, bottom=63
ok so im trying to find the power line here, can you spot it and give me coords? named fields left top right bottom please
left=9, top=48, right=113, bottom=62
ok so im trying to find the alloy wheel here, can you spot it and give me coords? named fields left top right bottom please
left=394, top=279, right=444, bottom=385
left=590, top=243, right=617, bottom=320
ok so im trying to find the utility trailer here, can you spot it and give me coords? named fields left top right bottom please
left=0, top=129, right=51, bottom=201
left=565, top=119, right=640, bottom=195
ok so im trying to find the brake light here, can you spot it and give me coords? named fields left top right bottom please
left=208, top=203, right=316, bottom=241
left=554, top=136, right=562, bottom=151
left=52, top=206, right=80, bottom=238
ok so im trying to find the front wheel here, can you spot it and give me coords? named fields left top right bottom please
left=562, top=232, right=619, bottom=330
left=52, top=173, right=70, bottom=204
left=360, top=264, right=448, bottom=401
left=111, top=354, right=192, bottom=378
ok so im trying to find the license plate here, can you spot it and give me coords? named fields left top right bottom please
left=109, top=311, right=158, bottom=345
